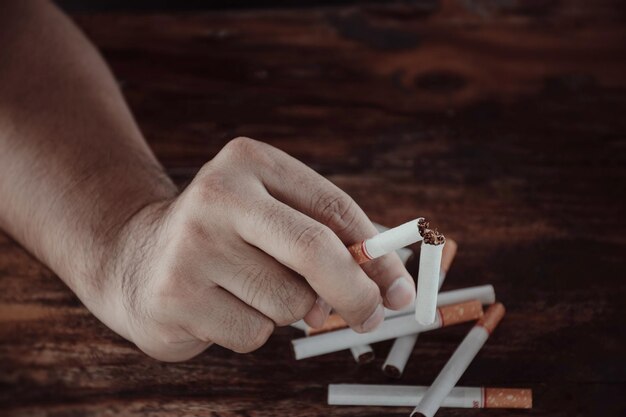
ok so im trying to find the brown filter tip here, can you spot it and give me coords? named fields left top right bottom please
left=348, top=241, right=371, bottom=264
left=358, top=351, right=375, bottom=364
left=438, top=300, right=483, bottom=327
left=307, top=314, right=348, bottom=335
left=383, top=365, right=402, bottom=379
left=440, top=238, right=458, bottom=272
left=484, top=388, right=532, bottom=409
left=477, top=303, right=506, bottom=334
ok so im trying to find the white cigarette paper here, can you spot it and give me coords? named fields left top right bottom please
left=412, top=303, right=506, bottom=417
left=366, top=218, right=424, bottom=258
left=349, top=218, right=424, bottom=263
left=350, top=344, right=374, bottom=363
left=292, top=301, right=482, bottom=360
left=416, top=241, right=445, bottom=325
left=373, top=223, right=415, bottom=264
left=436, top=284, right=495, bottom=307
left=328, top=384, right=531, bottom=409
left=383, top=334, right=418, bottom=378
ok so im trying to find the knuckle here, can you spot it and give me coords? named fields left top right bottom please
left=239, top=265, right=273, bottom=308
left=315, top=191, right=359, bottom=234
left=291, top=224, right=335, bottom=261
left=232, top=317, right=274, bottom=353
left=221, top=137, right=263, bottom=161
left=271, top=279, right=316, bottom=326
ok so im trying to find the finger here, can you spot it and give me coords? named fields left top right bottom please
left=241, top=139, right=414, bottom=309
left=303, top=296, right=333, bottom=329
left=210, top=240, right=317, bottom=326
left=233, top=197, right=384, bottom=333
left=182, top=286, right=275, bottom=353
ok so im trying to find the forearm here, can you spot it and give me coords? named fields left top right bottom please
left=0, top=1, right=176, bottom=337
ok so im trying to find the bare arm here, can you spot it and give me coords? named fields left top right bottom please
left=0, top=0, right=177, bottom=339
left=0, top=1, right=415, bottom=361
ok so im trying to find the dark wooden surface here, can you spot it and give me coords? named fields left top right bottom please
left=2, top=1, right=626, bottom=416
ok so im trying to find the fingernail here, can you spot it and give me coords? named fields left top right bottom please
left=386, top=277, right=415, bottom=309
left=361, top=304, right=384, bottom=332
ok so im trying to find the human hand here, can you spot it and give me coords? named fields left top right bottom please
left=107, top=138, right=415, bottom=361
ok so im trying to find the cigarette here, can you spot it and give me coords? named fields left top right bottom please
left=292, top=300, right=483, bottom=360
left=415, top=230, right=446, bottom=325
left=290, top=320, right=308, bottom=332
left=350, top=344, right=375, bottom=364
left=411, top=303, right=506, bottom=417
left=328, top=384, right=531, bottom=408
left=382, top=333, right=418, bottom=378
left=373, top=222, right=415, bottom=264
left=438, top=238, right=457, bottom=288
left=348, top=218, right=427, bottom=264
left=304, top=285, right=495, bottom=336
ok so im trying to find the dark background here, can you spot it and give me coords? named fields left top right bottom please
left=2, top=1, right=626, bottom=416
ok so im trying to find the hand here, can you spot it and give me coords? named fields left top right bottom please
left=108, top=138, right=415, bottom=361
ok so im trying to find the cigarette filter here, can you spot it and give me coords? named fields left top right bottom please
left=411, top=303, right=506, bottom=417
left=292, top=300, right=483, bottom=360
left=415, top=233, right=446, bottom=325
left=350, top=344, right=375, bottom=364
left=300, top=285, right=495, bottom=336
left=383, top=334, right=419, bottom=378
left=348, top=218, right=426, bottom=264
left=328, top=384, right=531, bottom=408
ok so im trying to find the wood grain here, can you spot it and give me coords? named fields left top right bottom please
left=2, top=0, right=626, bottom=416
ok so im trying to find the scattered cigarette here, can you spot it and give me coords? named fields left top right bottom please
left=300, top=285, right=495, bottom=336
left=411, top=303, right=506, bottom=417
left=436, top=284, right=495, bottom=307
left=348, top=218, right=427, bottom=264
left=292, top=300, right=483, bottom=360
left=328, top=384, right=531, bottom=408
left=415, top=229, right=446, bottom=325
left=382, top=334, right=418, bottom=378
left=350, top=345, right=375, bottom=364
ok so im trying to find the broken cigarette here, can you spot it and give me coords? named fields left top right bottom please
left=383, top=238, right=458, bottom=378
left=415, top=230, right=446, bottom=325
left=328, top=384, right=531, bottom=408
left=348, top=218, right=427, bottom=264
left=411, top=303, right=506, bottom=417
left=350, top=344, right=375, bottom=364
left=292, top=300, right=483, bottom=360
left=305, top=285, right=495, bottom=336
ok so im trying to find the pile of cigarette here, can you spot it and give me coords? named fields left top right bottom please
left=290, top=219, right=532, bottom=416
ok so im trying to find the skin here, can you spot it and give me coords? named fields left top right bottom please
left=0, top=1, right=416, bottom=362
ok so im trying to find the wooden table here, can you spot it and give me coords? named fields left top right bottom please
left=2, top=1, right=625, bottom=415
